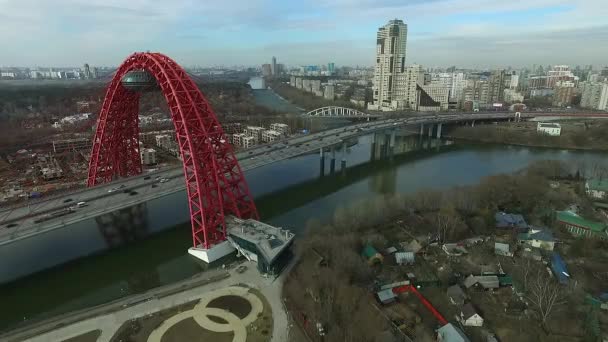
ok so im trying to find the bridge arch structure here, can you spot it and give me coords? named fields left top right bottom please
left=87, top=52, right=258, bottom=250
left=304, top=106, right=377, bottom=118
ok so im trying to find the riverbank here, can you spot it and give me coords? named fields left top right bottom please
left=4, top=258, right=294, bottom=342
left=446, top=120, right=608, bottom=151
left=283, top=160, right=608, bottom=341
left=4, top=134, right=608, bottom=335
left=444, top=135, right=608, bottom=152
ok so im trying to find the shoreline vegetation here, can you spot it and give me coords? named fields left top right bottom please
left=445, top=120, right=608, bottom=152
left=284, top=160, right=608, bottom=341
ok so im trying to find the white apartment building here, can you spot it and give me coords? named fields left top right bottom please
left=140, top=148, right=157, bottom=165
left=419, top=84, right=449, bottom=111
left=245, top=126, right=266, bottom=143
left=232, top=133, right=246, bottom=147
left=269, top=123, right=289, bottom=136
left=537, top=122, right=561, bottom=136
left=579, top=82, right=608, bottom=110
left=370, top=19, right=412, bottom=111
left=311, top=80, right=321, bottom=94
left=504, top=89, right=525, bottom=103
left=262, top=130, right=282, bottom=143
left=241, top=136, right=256, bottom=149
left=302, top=79, right=312, bottom=92
left=155, top=134, right=172, bottom=148
left=451, top=73, right=466, bottom=102
left=324, top=84, right=335, bottom=100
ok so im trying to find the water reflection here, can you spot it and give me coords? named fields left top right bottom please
left=96, top=202, right=149, bottom=248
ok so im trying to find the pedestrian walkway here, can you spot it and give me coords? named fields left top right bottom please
left=147, top=286, right=264, bottom=342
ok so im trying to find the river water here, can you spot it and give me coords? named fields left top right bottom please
left=1, top=89, right=607, bottom=332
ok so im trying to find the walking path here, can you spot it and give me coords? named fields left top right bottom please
left=148, top=286, right=263, bottom=342
left=12, top=261, right=290, bottom=342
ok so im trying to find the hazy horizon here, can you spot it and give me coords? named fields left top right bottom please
left=1, top=0, right=607, bottom=69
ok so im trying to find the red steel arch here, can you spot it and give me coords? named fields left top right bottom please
left=87, top=52, right=258, bottom=249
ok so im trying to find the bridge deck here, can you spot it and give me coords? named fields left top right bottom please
left=0, top=112, right=531, bottom=245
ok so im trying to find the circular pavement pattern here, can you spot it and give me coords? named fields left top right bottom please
left=147, top=286, right=264, bottom=342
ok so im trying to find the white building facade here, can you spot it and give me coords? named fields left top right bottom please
left=579, top=82, right=608, bottom=110
left=370, top=19, right=412, bottom=111
left=537, top=122, right=561, bottom=136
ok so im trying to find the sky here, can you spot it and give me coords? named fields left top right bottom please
left=0, top=0, right=607, bottom=68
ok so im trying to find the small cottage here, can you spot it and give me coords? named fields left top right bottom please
left=362, top=244, right=383, bottom=265
left=437, top=323, right=470, bottom=342
left=447, top=284, right=466, bottom=305
left=518, top=228, right=555, bottom=251
left=460, top=303, right=484, bottom=327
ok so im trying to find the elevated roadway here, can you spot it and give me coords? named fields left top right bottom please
left=0, top=111, right=544, bottom=245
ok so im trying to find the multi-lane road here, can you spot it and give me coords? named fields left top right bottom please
left=0, top=111, right=535, bottom=245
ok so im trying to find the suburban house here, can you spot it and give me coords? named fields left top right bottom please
left=395, top=251, right=415, bottom=265
left=376, top=288, right=397, bottom=305
left=447, top=284, right=467, bottom=305
left=518, top=228, right=555, bottom=251
left=494, top=242, right=513, bottom=257
left=495, top=212, right=528, bottom=231
left=459, top=303, right=484, bottom=326
left=585, top=179, right=608, bottom=200
left=362, top=244, right=384, bottom=265
left=437, top=323, right=471, bottom=342
left=550, top=252, right=570, bottom=285
left=536, top=122, right=561, bottom=136
left=556, top=211, right=608, bottom=239
left=464, top=275, right=499, bottom=290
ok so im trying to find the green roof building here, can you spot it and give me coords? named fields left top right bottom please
left=361, top=244, right=383, bottom=265
left=586, top=179, right=608, bottom=200
left=556, top=211, right=608, bottom=239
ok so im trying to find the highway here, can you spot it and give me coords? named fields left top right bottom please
left=0, top=111, right=531, bottom=245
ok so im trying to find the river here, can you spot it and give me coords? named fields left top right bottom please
left=1, top=89, right=607, bottom=333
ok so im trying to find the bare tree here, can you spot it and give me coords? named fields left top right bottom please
left=434, top=205, right=460, bottom=243
left=525, top=268, right=568, bottom=328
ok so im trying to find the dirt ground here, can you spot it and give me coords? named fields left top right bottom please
left=246, top=288, right=273, bottom=342
left=62, top=330, right=101, bottom=342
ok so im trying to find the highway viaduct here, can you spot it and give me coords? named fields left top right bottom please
left=0, top=110, right=588, bottom=246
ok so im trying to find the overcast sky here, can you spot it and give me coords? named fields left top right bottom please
left=1, top=0, right=607, bottom=68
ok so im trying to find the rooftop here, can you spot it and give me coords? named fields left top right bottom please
left=586, top=179, right=608, bottom=192
left=538, top=122, right=561, bottom=129
left=437, top=323, right=470, bottom=342
left=461, top=303, right=479, bottom=320
left=495, top=212, right=527, bottom=229
left=226, top=216, right=295, bottom=264
left=556, top=211, right=606, bottom=232
left=518, top=229, right=554, bottom=242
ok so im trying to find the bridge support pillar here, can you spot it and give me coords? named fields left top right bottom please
left=389, top=130, right=396, bottom=159
left=370, top=134, right=377, bottom=161
left=428, top=124, right=434, bottom=137
left=319, top=148, right=325, bottom=176
left=341, top=141, right=347, bottom=173
left=436, top=123, right=442, bottom=139
left=330, top=147, right=336, bottom=174
left=471, top=120, right=475, bottom=127
left=419, top=124, right=424, bottom=136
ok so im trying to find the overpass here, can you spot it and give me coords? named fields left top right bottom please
left=303, top=106, right=381, bottom=118
left=0, top=111, right=532, bottom=245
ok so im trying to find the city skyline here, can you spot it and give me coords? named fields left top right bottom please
left=0, top=0, right=607, bottom=68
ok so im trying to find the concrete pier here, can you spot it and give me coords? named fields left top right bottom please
left=330, top=147, right=336, bottom=174
left=341, top=141, right=347, bottom=173
left=436, top=123, right=442, bottom=139
left=319, top=148, right=325, bottom=176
